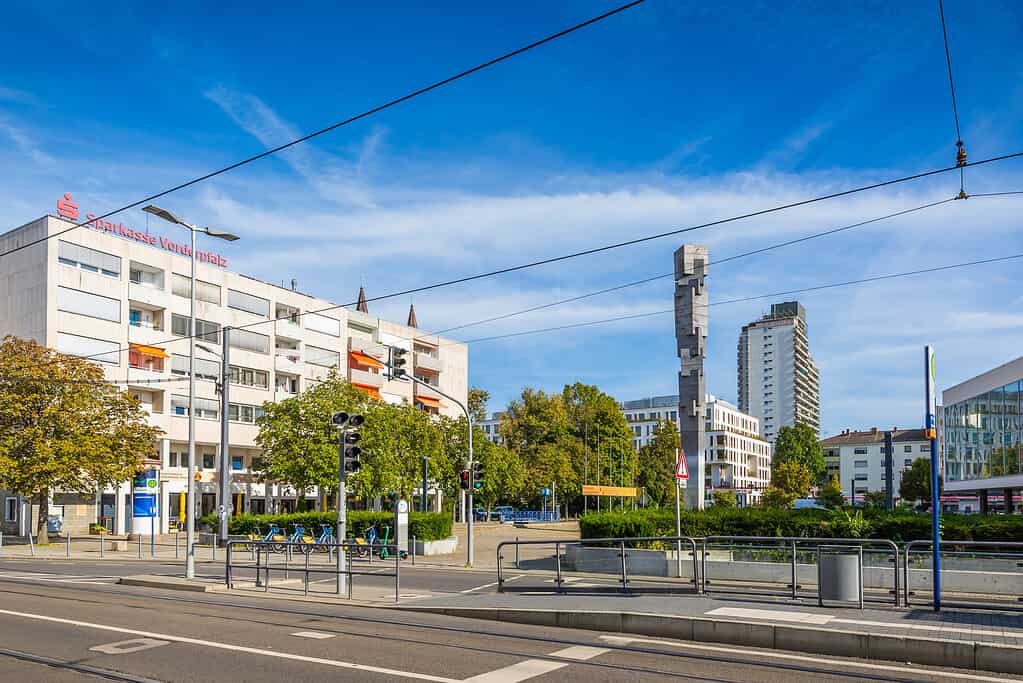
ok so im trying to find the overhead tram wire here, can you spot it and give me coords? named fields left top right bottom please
left=433, top=196, right=957, bottom=334
left=938, top=0, right=969, bottom=195
left=13, top=150, right=1023, bottom=373
left=458, top=250, right=1023, bottom=344
left=0, top=0, right=647, bottom=262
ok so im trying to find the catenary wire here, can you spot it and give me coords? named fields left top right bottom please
left=433, top=196, right=957, bottom=334
left=939, top=0, right=963, bottom=142
left=970, top=190, right=1023, bottom=197
left=457, top=250, right=1023, bottom=344
left=0, top=0, right=646, bottom=262
left=14, top=150, right=1023, bottom=372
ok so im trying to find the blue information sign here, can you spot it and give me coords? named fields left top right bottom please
left=132, top=493, right=157, bottom=518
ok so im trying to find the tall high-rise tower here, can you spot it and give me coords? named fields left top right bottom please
left=674, top=244, right=708, bottom=509
left=737, top=301, right=820, bottom=441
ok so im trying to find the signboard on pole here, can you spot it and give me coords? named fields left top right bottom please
left=581, top=485, right=638, bottom=497
left=675, top=448, right=689, bottom=480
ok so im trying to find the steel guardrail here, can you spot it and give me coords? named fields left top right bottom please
left=903, top=539, right=1023, bottom=610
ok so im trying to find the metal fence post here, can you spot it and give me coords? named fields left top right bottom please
left=27, top=532, right=35, bottom=557
left=0, top=531, right=3, bottom=552
left=555, top=541, right=562, bottom=593
left=225, top=542, right=232, bottom=589
left=791, top=539, right=798, bottom=600
left=395, top=544, right=400, bottom=603
left=411, top=535, right=416, bottom=566
left=515, top=536, right=520, bottom=570
left=284, top=542, right=290, bottom=580
left=619, top=540, right=628, bottom=593
left=138, top=534, right=142, bottom=559
left=211, top=536, right=216, bottom=562
left=304, top=550, right=310, bottom=596
left=857, top=546, right=865, bottom=610
left=255, top=544, right=262, bottom=588
left=347, top=544, right=353, bottom=600
left=99, top=534, right=104, bottom=558
left=66, top=534, right=71, bottom=559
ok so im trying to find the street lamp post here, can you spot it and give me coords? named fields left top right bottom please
left=143, top=205, right=238, bottom=580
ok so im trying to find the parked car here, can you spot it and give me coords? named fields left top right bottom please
left=473, top=508, right=490, bottom=522
left=491, top=506, right=517, bottom=522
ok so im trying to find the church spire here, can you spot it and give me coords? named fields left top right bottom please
left=407, top=301, right=419, bottom=328
left=356, top=285, right=369, bottom=313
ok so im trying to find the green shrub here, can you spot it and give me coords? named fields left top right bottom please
left=580, top=507, right=1023, bottom=543
left=200, top=511, right=452, bottom=541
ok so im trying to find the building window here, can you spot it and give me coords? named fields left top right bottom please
left=854, top=460, right=868, bottom=468
left=229, top=365, right=269, bottom=389
left=202, top=454, right=215, bottom=469
left=58, top=286, right=121, bottom=322
left=56, top=332, right=120, bottom=364
left=169, top=452, right=178, bottom=468
left=229, top=403, right=264, bottom=424
left=231, top=455, right=244, bottom=471
left=171, top=314, right=221, bottom=343
left=171, top=395, right=219, bottom=419
left=58, top=240, right=120, bottom=277
left=171, top=274, right=221, bottom=304
left=855, top=473, right=868, bottom=481
left=854, top=447, right=868, bottom=455
left=171, top=354, right=219, bottom=381
left=227, top=289, right=270, bottom=317
left=904, top=445, right=912, bottom=453
left=920, top=444, right=929, bottom=452
left=229, top=328, right=270, bottom=355
left=904, top=459, right=912, bottom=467
left=306, top=345, right=339, bottom=367
left=4, top=497, right=17, bottom=522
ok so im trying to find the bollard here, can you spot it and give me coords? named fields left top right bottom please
left=175, top=530, right=180, bottom=559
left=225, top=542, right=232, bottom=590
left=347, top=545, right=353, bottom=600
left=304, top=550, right=310, bottom=596
left=284, top=543, right=289, bottom=580
left=211, top=536, right=216, bottom=562
left=28, top=533, right=35, bottom=557
left=255, top=544, right=262, bottom=588
left=791, top=539, right=798, bottom=599
left=99, top=534, right=105, bottom=558
left=619, top=540, right=628, bottom=593
left=66, top=535, right=71, bottom=559
left=555, top=541, right=562, bottom=592
left=515, top=537, right=520, bottom=570
left=395, top=544, right=400, bottom=604
left=138, top=534, right=143, bottom=559
left=0, top=531, right=4, bottom=552
left=411, top=535, right=416, bottom=566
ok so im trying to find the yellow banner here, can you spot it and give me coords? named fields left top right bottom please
left=582, top=485, right=638, bottom=497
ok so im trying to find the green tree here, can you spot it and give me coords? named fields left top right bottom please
left=499, top=388, right=570, bottom=454
left=815, top=474, right=846, bottom=509
left=0, top=337, right=161, bottom=543
left=470, top=437, right=524, bottom=514
left=862, top=490, right=887, bottom=509
left=467, top=387, right=490, bottom=424
left=899, top=458, right=941, bottom=504
left=636, top=420, right=680, bottom=508
left=774, top=423, right=825, bottom=482
left=770, top=460, right=813, bottom=499
left=762, top=487, right=797, bottom=509
left=712, top=489, right=737, bottom=508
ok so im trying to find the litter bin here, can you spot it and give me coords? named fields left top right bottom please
left=817, top=545, right=863, bottom=608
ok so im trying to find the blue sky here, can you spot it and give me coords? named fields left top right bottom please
left=2, top=0, right=1023, bottom=434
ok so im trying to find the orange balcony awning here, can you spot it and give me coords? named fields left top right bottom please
left=130, top=343, right=169, bottom=359
left=416, top=395, right=443, bottom=409
left=349, top=349, right=383, bottom=369
left=352, top=382, right=382, bottom=400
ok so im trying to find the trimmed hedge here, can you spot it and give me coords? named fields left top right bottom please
left=580, top=507, right=1023, bottom=544
left=200, top=511, right=452, bottom=541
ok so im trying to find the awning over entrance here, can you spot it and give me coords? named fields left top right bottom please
left=130, top=343, right=169, bottom=359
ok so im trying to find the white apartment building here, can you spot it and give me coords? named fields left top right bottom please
left=820, top=428, right=930, bottom=501
left=704, top=395, right=772, bottom=507
left=620, top=395, right=680, bottom=451
left=737, top=301, right=820, bottom=441
left=0, top=205, right=468, bottom=535
left=478, top=413, right=505, bottom=445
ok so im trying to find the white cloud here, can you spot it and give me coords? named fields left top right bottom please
left=0, top=119, right=54, bottom=168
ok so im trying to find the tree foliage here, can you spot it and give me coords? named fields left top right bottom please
left=899, top=457, right=941, bottom=504
left=773, top=423, right=825, bottom=481
left=0, top=337, right=161, bottom=542
left=815, top=475, right=846, bottom=509
left=636, top=420, right=680, bottom=508
left=712, top=489, right=737, bottom=508
left=467, top=387, right=490, bottom=424
left=770, top=460, right=813, bottom=498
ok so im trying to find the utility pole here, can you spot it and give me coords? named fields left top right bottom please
left=421, top=457, right=429, bottom=513
left=884, top=430, right=894, bottom=512
left=583, top=424, right=588, bottom=515
left=333, top=412, right=364, bottom=596
left=924, top=345, right=942, bottom=611
left=216, top=328, right=231, bottom=545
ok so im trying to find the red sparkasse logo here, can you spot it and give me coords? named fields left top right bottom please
left=56, top=193, right=228, bottom=268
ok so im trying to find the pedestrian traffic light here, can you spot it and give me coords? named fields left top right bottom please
left=472, top=462, right=484, bottom=491
left=459, top=470, right=471, bottom=490
left=388, top=346, right=408, bottom=380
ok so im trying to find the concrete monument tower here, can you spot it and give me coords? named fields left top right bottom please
left=674, top=244, right=709, bottom=510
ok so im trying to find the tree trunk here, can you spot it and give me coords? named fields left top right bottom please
left=36, top=491, right=49, bottom=545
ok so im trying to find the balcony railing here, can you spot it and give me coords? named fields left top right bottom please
left=414, top=351, right=442, bottom=374
left=275, top=353, right=302, bottom=374
left=275, top=318, right=302, bottom=340
left=349, top=367, right=384, bottom=388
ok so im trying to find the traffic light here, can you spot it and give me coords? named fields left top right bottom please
left=387, top=346, right=408, bottom=380
left=334, top=412, right=364, bottom=476
left=472, top=462, right=484, bottom=491
left=343, top=431, right=362, bottom=473
left=459, top=470, right=471, bottom=490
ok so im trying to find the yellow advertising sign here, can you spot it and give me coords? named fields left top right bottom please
left=582, top=485, right=638, bottom=497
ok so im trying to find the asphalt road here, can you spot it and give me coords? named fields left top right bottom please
left=0, top=559, right=1016, bottom=682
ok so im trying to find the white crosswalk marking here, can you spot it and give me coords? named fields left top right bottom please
left=463, top=646, right=609, bottom=682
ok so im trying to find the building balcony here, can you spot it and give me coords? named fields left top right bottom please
left=128, top=283, right=168, bottom=309
left=349, top=367, right=384, bottom=389
left=414, top=351, right=442, bottom=375
left=275, top=389, right=298, bottom=403
left=414, top=383, right=444, bottom=401
left=127, top=365, right=167, bottom=386
left=275, top=353, right=303, bottom=374
left=275, top=318, right=303, bottom=341
left=128, top=323, right=167, bottom=347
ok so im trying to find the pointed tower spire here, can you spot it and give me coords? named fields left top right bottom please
left=407, top=301, right=419, bottom=328
left=356, top=285, right=369, bottom=313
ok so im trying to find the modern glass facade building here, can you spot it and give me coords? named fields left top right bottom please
left=943, top=356, right=1023, bottom=513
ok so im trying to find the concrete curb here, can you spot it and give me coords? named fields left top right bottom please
left=402, top=606, right=1023, bottom=676
left=118, top=575, right=216, bottom=592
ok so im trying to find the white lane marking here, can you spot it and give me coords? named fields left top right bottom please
left=461, top=575, right=524, bottom=594
left=0, top=607, right=457, bottom=682
left=291, top=631, right=335, bottom=640
left=90, top=638, right=169, bottom=655
left=463, top=645, right=609, bottom=682
left=704, top=606, right=1016, bottom=639
left=705, top=607, right=833, bottom=625
left=599, top=635, right=1011, bottom=683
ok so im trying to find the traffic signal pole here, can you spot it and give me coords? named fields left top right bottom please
left=336, top=423, right=348, bottom=597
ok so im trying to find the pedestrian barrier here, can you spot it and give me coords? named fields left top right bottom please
left=903, top=539, right=1023, bottom=610
left=225, top=539, right=402, bottom=602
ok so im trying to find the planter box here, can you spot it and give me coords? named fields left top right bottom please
left=414, top=536, right=458, bottom=556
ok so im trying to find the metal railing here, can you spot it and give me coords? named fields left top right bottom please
left=701, top=536, right=900, bottom=607
left=225, top=540, right=402, bottom=602
left=903, top=540, right=1023, bottom=610
left=496, top=535, right=700, bottom=594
